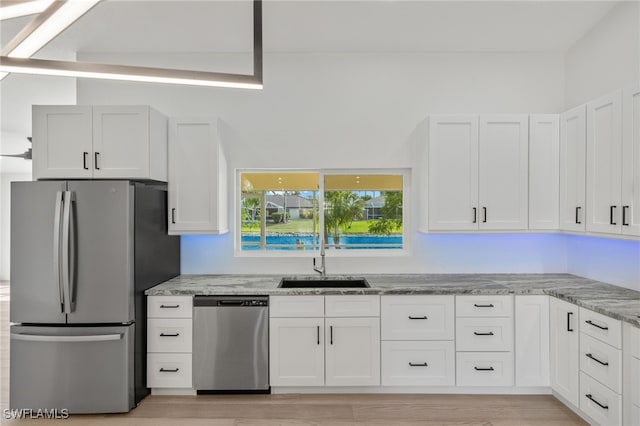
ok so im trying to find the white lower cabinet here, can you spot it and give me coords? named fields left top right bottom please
left=455, top=295, right=513, bottom=387
left=579, top=372, right=622, bottom=426
left=146, top=296, right=193, bottom=390
left=325, top=317, right=380, bottom=386
left=380, top=295, right=455, bottom=387
left=623, top=323, right=640, bottom=426
left=550, top=297, right=580, bottom=407
left=381, top=341, right=455, bottom=386
left=269, top=317, right=324, bottom=387
left=456, top=352, right=514, bottom=387
left=269, top=295, right=380, bottom=388
left=515, top=295, right=549, bottom=387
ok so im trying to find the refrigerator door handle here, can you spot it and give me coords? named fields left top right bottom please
left=61, top=191, right=74, bottom=314
left=11, top=333, right=123, bottom=343
left=53, top=190, right=64, bottom=313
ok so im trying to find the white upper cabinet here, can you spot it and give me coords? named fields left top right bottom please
left=33, top=105, right=168, bottom=181
left=168, top=118, right=228, bottom=235
left=586, top=90, right=623, bottom=234
left=622, top=85, right=640, bottom=236
left=559, top=105, right=587, bottom=232
left=426, top=114, right=528, bottom=231
left=478, top=115, right=529, bottom=230
left=427, top=115, right=479, bottom=231
left=529, top=115, right=559, bottom=230
left=32, top=106, right=93, bottom=179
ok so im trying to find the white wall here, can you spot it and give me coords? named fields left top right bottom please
left=567, top=235, right=640, bottom=291
left=0, top=73, right=76, bottom=280
left=565, top=1, right=640, bottom=108
left=0, top=173, right=31, bottom=280
left=77, top=51, right=569, bottom=275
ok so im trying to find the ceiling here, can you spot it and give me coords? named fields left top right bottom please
left=1, top=1, right=620, bottom=57
left=0, top=0, right=623, bottom=174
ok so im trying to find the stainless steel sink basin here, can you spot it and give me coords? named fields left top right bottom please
left=278, top=277, right=370, bottom=288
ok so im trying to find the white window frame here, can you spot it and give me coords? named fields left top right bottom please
left=235, top=168, right=411, bottom=257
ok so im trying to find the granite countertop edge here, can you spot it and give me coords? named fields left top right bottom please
left=146, top=274, right=640, bottom=328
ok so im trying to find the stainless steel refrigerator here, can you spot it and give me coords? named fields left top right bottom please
left=10, top=180, right=180, bottom=413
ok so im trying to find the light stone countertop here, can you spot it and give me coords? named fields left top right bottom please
left=146, top=273, right=640, bottom=327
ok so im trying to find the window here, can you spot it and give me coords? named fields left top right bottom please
left=238, top=170, right=407, bottom=254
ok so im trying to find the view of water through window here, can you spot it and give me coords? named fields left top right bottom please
left=240, top=172, right=404, bottom=252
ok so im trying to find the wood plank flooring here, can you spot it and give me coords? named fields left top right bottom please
left=0, top=282, right=586, bottom=425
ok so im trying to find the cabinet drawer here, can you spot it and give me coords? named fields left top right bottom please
left=625, top=322, right=640, bottom=359
left=148, top=296, right=193, bottom=318
left=579, top=333, right=622, bottom=394
left=147, top=319, right=193, bottom=353
left=381, top=341, right=455, bottom=386
left=456, top=352, right=514, bottom=386
left=270, top=296, right=324, bottom=317
left=147, top=353, right=192, bottom=388
left=456, top=295, right=512, bottom=317
left=381, top=296, right=454, bottom=341
left=579, top=307, right=621, bottom=349
left=579, top=372, right=622, bottom=426
left=456, top=317, right=513, bottom=352
left=325, top=295, right=380, bottom=317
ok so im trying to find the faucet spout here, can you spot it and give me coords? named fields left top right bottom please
left=313, top=239, right=326, bottom=277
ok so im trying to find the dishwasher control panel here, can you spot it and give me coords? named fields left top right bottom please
left=194, top=296, right=269, bottom=307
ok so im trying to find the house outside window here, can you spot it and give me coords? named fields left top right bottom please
left=238, top=170, right=408, bottom=255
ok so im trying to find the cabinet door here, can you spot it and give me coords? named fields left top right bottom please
left=427, top=115, right=479, bottom=231
left=325, top=317, right=380, bottom=386
left=515, top=295, right=549, bottom=387
left=168, top=118, right=227, bottom=234
left=269, top=318, right=324, bottom=386
left=92, top=106, right=150, bottom=179
left=586, top=91, right=623, bottom=234
left=32, top=105, right=93, bottom=179
left=478, top=115, right=529, bottom=230
left=560, top=105, right=587, bottom=231
left=529, top=115, right=559, bottom=230
left=622, top=85, right=640, bottom=236
left=549, top=297, right=579, bottom=407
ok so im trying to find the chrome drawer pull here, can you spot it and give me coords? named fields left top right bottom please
left=160, top=304, right=180, bottom=309
left=160, top=333, right=180, bottom=337
left=408, top=362, right=428, bottom=367
left=474, top=331, right=494, bottom=336
left=159, top=368, right=179, bottom=373
left=474, top=304, right=494, bottom=308
left=585, top=394, right=608, bottom=410
left=585, top=353, right=609, bottom=366
left=585, top=320, right=609, bottom=331
left=474, top=366, right=494, bottom=371
left=408, top=316, right=428, bottom=320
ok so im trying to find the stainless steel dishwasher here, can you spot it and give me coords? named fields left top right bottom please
left=193, top=296, right=269, bottom=392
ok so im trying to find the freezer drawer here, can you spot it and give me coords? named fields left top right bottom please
left=10, top=325, right=134, bottom=414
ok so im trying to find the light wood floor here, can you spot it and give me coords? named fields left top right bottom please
left=0, top=282, right=586, bottom=425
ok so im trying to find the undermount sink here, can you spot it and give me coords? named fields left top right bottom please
left=278, top=277, right=370, bottom=288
